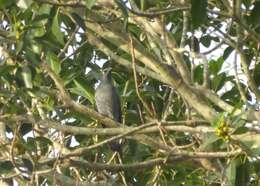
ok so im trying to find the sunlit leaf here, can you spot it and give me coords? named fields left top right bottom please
left=21, top=66, right=33, bottom=88
left=17, top=0, right=32, bottom=9
left=72, top=79, right=95, bottom=104
left=226, top=159, right=237, bottom=186
left=85, top=0, right=96, bottom=9
left=46, top=52, right=61, bottom=75
left=51, top=9, right=64, bottom=45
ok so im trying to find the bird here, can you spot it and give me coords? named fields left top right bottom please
left=95, top=67, right=122, bottom=153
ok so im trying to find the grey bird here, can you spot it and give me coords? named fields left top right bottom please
left=95, top=67, right=122, bottom=153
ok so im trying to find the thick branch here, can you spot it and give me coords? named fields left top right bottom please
left=42, top=63, right=120, bottom=128
left=67, top=156, right=186, bottom=172
left=86, top=32, right=166, bottom=84
left=37, top=119, right=214, bottom=135
left=85, top=14, right=218, bottom=122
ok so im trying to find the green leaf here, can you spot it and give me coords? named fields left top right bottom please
left=31, top=23, right=46, bottom=38
left=71, top=13, right=86, bottom=30
left=193, top=65, right=203, bottom=84
left=46, top=52, right=61, bottom=74
left=211, top=73, right=225, bottom=91
left=22, top=158, right=33, bottom=172
left=200, top=35, right=211, bottom=47
left=21, top=66, right=33, bottom=89
left=16, top=40, right=24, bottom=55
left=226, top=159, right=237, bottom=186
left=235, top=159, right=249, bottom=186
left=24, top=137, right=37, bottom=152
left=0, top=0, right=15, bottom=8
left=20, top=123, right=32, bottom=135
left=0, top=65, right=17, bottom=76
left=71, top=79, right=94, bottom=104
left=238, top=141, right=258, bottom=156
left=39, top=3, right=52, bottom=15
left=221, top=86, right=241, bottom=104
left=34, top=32, right=62, bottom=50
left=115, top=0, right=128, bottom=17
left=192, top=36, right=200, bottom=53
left=191, top=0, right=207, bottom=29
left=230, top=113, right=245, bottom=128
left=233, top=127, right=248, bottom=134
left=253, top=63, right=260, bottom=87
left=223, top=46, right=234, bottom=60
left=242, top=0, right=252, bottom=8
left=140, top=0, right=145, bottom=11
left=41, top=96, right=55, bottom=111
left=0, top=161, right=14, bottom=174
left=35, top=136, right=53, bottom=155
left=200, top=133, right=219, bottom=150
left=17, top=0, right=32, bottom=9
left=62, top=70, right=78, bottom=86
left=249, top=2, right=260, bottom=27
left=51, top=9, right=64, bottom=45
left=253, top=160, right=260, bottom=173
left=213, top=112, right=226, bottom=127
left=251, top=146, right=260, bottom=156
left=123, top=17, right=128, bottom=32
left=125, top=110, right=140, bottom=124
left=25, top=48, right=40, bottom=64
left=85, top=0, right=96, bottom=9
left=209, top=57, right=224, bottom=75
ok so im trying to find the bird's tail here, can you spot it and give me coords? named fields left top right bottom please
left=109, top=141, right=123, bottom=158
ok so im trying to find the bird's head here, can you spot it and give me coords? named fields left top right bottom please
left=101, top=67, right=112, bottom=82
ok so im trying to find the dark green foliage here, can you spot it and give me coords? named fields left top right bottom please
left=0, top=0, right=259, bottom=185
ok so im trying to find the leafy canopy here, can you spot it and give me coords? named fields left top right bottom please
left=0, top=0, right=259, bottom=185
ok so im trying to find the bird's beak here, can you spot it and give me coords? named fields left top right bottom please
left=102, top=67, right=112, bottom=75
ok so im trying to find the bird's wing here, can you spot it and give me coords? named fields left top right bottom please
left=111, top=87, right=121, bottom=123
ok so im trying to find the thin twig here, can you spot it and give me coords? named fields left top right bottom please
left=58, top=26, right=79, bottom=58
left=68, top=156, right=185, bottom=172
left=63, top=121, right=157, bottom=157
left=233, top=52, right=247, bottom=102
left=38, top=0, right=84, bottom=8
left=202, top=40, right=225, bottom=55
left=214, top=28, right=260, bottom=100
left=129, top=34, right=154, bottom=117
left=38, top=121, right=160, bottom=165
left=10, top=124, right=27, bottom=175
left=161, top=88, right=174, bottom=121
left=128, top=0, right=190, bottom=18
left=66, top=148, right=242, bottom=172
left=61, top=40, right=88, bottom=63
left=180, top=0, right=189, bottom=48
left=202, top=55, right=209, bottom=88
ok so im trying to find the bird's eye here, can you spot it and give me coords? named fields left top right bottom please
left=103, top=68, right=111, bottom=74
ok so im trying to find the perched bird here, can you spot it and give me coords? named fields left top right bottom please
left=95, top=67, right=122, bottom=153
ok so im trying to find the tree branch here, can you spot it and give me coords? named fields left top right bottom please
left=67, top=156, right=186, bottom=172
left=85, top=12, right=218, bottom=122
left=42, top=62, right=120, bottom=128
left=128, top=2, right=190, bottom=18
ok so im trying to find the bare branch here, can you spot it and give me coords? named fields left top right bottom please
left=68, top=156, right=186, bottom=172
left=129, top=34, right=154, bottom=117
left=58, top=26, right=79, bottom=58
left=128, top=1, right=190, bottom=18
